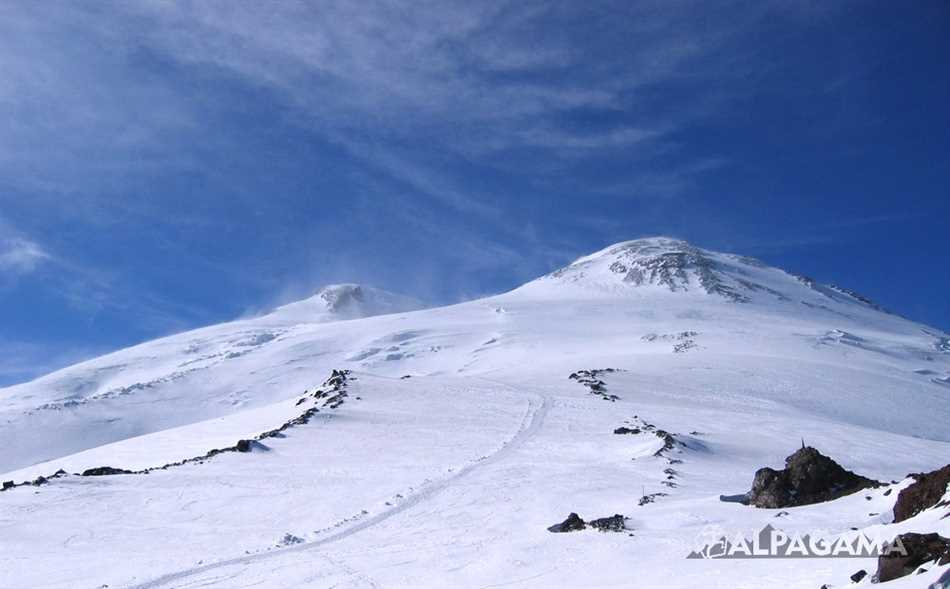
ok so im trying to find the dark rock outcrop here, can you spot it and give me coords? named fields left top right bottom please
left=639, top=492, right=668, bottom=506
left=569, top=369, right=621, bottom=401
left=588, top=514, right=626, bottom=532
left=876, top=532, right=950, bottom=582
left=81, top=466, right=133, bottom=477
left=613, top=426, right=641, bottom=435
left=547, top=513, right=586, bottom=533
left=892, top=464, right=950, bottom=523
left=745, top=447, right=879, bottom=508
left=619, top=415, right=681, bottom=460
left=2, top=481, right=13, bottom=490
left=236, top=439, right=253, bottom=453
left=849, top=569, right=867, bottom=583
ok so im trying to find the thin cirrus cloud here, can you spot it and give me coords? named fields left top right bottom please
left=0, top=1, right=753, bottom=203
left=0, top=1, right=838, bottom=320
left=131, top=2, right=712, bottom=145
left=0, top=236, right=49, bottom=276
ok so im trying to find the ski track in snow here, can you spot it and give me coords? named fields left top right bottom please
left=125, top=392, right=550, bottom=589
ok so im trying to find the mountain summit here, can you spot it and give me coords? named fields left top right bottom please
left=528, top=237, right=887, bottom=314
left=542, top=237, right=757, bottom=301
left=267, top=284, right=425, bottom=323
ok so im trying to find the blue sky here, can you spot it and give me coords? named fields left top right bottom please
left=1, top=1, right=948, bottom=385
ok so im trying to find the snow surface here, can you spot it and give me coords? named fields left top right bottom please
left=1, top=237, right=948, bottom=588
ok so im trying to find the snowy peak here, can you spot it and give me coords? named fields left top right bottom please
left=539, top=237, right=762, bottom=301
left=317, top=284, right=374, bottom=314
left=267, top=284, right=424, bottom=323
left=530, top=237, right=887, bottom=312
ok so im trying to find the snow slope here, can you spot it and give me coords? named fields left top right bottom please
left=1, top=237, right=948, bottom=588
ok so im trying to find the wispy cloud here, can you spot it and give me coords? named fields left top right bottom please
left=516, top=126, right=664, bottom=152
left=0, top=236, right=48, bottom=275
left=0, top=338, right=104, bottom=386
left=0, top=1, right=762, bottom=210
left=0, top=214, right=203, bottom=336
left=0, top=0, right=860, bottom=336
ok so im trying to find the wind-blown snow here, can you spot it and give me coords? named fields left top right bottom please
left=267, top=284, right=425, bottom=323
left=1, top=237, right=948, bottom=588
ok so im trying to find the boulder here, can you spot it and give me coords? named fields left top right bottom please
left=588, top=514, right=626, bottom=532
left=547, top=513, right=586, bottom=533
left=236, top=439, right=253, bottom=452
left=2, top=480, right=13, bottom=490
left=876, top=532, right=950, bottom=582
left=81, top=466, right=132, bottom=476
left=746, top=447, right=879, bottom=508
left=892, top=464, right=950, bottom=523
left=850, top=569, right=867, bottom=583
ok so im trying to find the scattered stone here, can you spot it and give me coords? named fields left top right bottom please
left=642, top=331, right=700, bottom=353
left=639, top=492, right=668, bottom=506
left=547, top=512, right=628, bottom=533
left=81, top=467, right=133, bottom=477
left=588, top=514, right=626, bottom=533
left=744, top=447, right=879, bottom=508
left=569, top=369, right=621, bottom=401
left=892, top=464, right=950, bottom=523
left=278, top=533, right=305, bottom=546
left=613, top=427, right=641, bottom=435
left=850, top=569, right=867, bottom=583
left=548, top=513, right=586, bottom=533
left=621, top=416, right=682, bottom=459
left=876, top=532, right=950, bottom=582
left=672, top=340, right=696, bottom=353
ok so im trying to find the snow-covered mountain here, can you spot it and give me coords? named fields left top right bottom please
left=2, top=237, right=948, bottom=589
